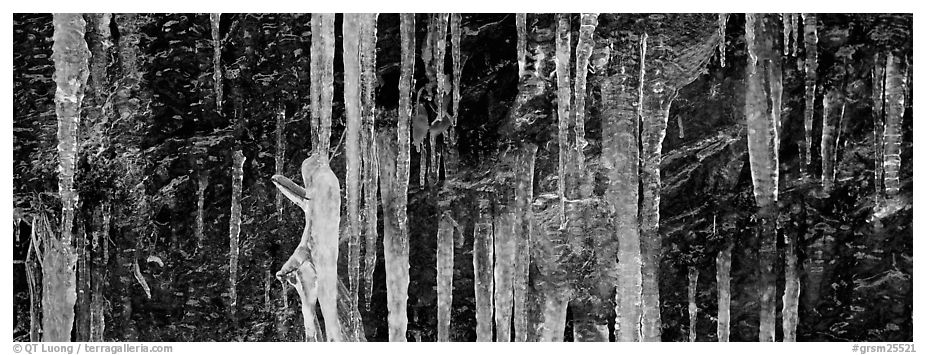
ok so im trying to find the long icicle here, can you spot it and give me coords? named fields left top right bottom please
left=790, top=15, right=800, bottom=56
left=86, top=13, right=112, bottom=342
left=782, top=230, right=800, bottom=341
left=382, top=14, right=416, bottom=342
left=718, top=14, right=729, bottom=68
left=744, top=14, right=782, bottom=342
left=513, top=144, right=537, bottom=342
left=429, top=14, right=449, bottom=184
left=516, top=13, right=527, bottom=78
left=436, top=13, right=462, bottom=342
left=443, top=13, right=462, bottom=176
left=196, top=172, right=208, bottom=250
left=313, top=13, right=336, bottom=158
left=211, top=13, right=223, bottom=112
left=275, top=104, right=285, bottom=222
left=436, top=213, right=454, bottom=341
left=782, top=14, right=792, bottom=56
left=687, top=267, right=699, bottom=342
left=638, top=31, right=673, bottom=342
left=310, top=16, right=321, bottom=149
left=378, top=125, right=407, bottom=342
left=26, top=215, right=40, bottom=341
left=801, top=13, right=818, bottom=179
left=342, top=13, right=363, bottom=337
left=573, top=13, right=598, bottom=175
left=47, top=13, right=89, bottom=342
left=361, top=13, right=380, bottom=313
left=716, top=241, right=732, bottom=341
left=872, top=53, right=885, bottom=201
left=493, top=211, right=516, bottom=342
left=473, top=199, right=494, bottom=342
left=821, top=88, right=843, bottom=194
left=554, top=13, right=572, bottom=225
left=228, top=150, right=245, bottom=317
left=603, top=58, right=643, bottom=342
left=451, top=13, right=462, bottom=125
left=883, top=52, right=904, bottom=198
left=431, top=14, right=453, bottom=341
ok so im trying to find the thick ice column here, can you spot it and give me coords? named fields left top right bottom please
left=744, top=14, right=782, bottom=342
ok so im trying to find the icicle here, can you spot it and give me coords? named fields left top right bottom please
left=677, top=115, right=685, bottom=139
left=47, top=13, right=89, bottom=342
left=76, top=223, right=90, bottom=340
left=264, top=267, right=272, bottom=311
left=821, top=88, right=843, bottom=193
left=377, top=125, right=409, bottom=342
left=782, top=231, right=800, bottom=342
left=801, top=13, right=818, bottom=178
left=436, top=213, right=455, bottom=341
left=312, top=14, right=336, bottom=157
left=687, top=267, right=699, bottom=342
left=555, top=13, right=572, bottom=225
left=573, top=13, right=598, bottom=173
left=419, top=148, right=426, bottom=186
left=905, top=55, right=912, bottom=109
left=638, top=31, right=672, bottom=342
left=361, top=13, right=380, bottom=313
left=493, top=212, right=516, bottom=342
left=883, top=52, right=904, bottom=198
left=474, top=203, right=494, bottom=342
left=398, top=14, right=414, bottom=242
left=744, top=14, right=782, bottom=342
left=310, top=18, right=321, bottom=149
left=790, top=15, right=800, bottom=57
left=228, top=150, right=245, bottom=315
left=718, top=13, right=729, bottom=68
left=274, top=154, right=357, bottom=341
left=52, top=12, right=87, bottom=252
left=428, top=14, right=448, bottom=184
left=602, top=68, right=642, bottom=342
left=517, top=13, right=527, bottom=78
left=434, top=14, right=449, bottom=124
left=274, top=154, right=344, bottom=341
left=396, top=14, right=415, bottom=322
left=196, top=172, right=208, bottom=250
left=451, top=13, right=462, bottom=120
left=25, top=216, right=40, bottom=342
left=291, top=269, right=321, bottom=341
left=343, top=13, right=363, bottom=332
left=210, top=13, right=223, bottom=112
left=279, top=278, right=289, bottom=308
left=395, top=16, right=415, bottom=341
left=442, top=13, right=463, bottom=176
left=872, top=53, right=886, bottom=200
left=513, top=144, right=537, bottom=342
left=275, top=105, right=286, bottom=220
left=102, top=203, right=110, bottom=271
left=78, top=28, right=113, bottom=332
left=716, top=242, right=732, bottom=342
left=782, top=14, right=792, bottom=56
